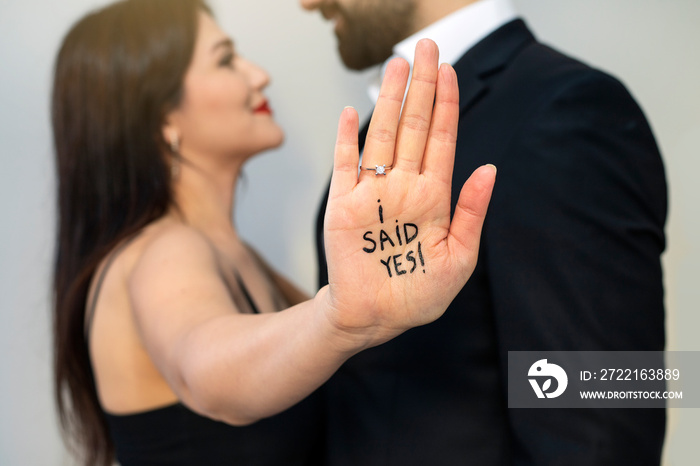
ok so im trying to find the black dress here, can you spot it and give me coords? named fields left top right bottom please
left=87, top=240, right=324, bottom=465
left=104, top=397, right=323, bottom=465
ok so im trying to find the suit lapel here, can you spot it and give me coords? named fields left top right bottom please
left=361, top=21, right=536, bottom=141
left=456, top=70, right=487, bottom=116
left=453, top=19, right=536, bottom=114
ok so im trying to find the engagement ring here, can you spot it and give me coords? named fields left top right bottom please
left=362, top=164, right=393, bottom=175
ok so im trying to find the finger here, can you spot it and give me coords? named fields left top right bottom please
left=394, top=39, right=439, bottom=173
left=360, top=58, right=410, bottom=179
left=447, top=164, right=497, bottom=267
left=422, top=63, right=459, bottom=186
left=329, top=106, right=360, bottom=199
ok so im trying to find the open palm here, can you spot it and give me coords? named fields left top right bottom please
left=323, top=40, right=496, bottom=347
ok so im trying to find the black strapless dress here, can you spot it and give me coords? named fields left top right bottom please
left=105, top=394, right=324, bottom=465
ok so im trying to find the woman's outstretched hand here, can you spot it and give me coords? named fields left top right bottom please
left=323, top=39, right=496, bottom=349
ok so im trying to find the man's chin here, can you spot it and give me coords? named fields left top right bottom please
left=337, top=42, right=385, bottom=71
left=338, top=51, right=368, bottom=71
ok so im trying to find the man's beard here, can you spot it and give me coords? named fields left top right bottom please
left=328, top=0, right=417, bottom=70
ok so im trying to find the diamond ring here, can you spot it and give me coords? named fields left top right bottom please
left=361, top=164, right=393, bottom=175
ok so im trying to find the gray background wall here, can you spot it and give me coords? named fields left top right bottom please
left=0, top=0, right=697, bottom=464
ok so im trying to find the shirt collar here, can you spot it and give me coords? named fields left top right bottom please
left=368, top=0, right=518, bottom=104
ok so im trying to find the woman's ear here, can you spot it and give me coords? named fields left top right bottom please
left=162, top=118, right=182, bottom=178
left=162, top=118, right=181, bottom=154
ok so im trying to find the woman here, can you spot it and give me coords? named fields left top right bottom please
left=52, top=0, right=496, bottom=464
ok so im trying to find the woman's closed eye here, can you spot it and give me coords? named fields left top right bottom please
left=219, top=52, right=235, bottom=68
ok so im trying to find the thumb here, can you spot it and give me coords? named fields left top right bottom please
left=447, top=164, right=497, bottom=262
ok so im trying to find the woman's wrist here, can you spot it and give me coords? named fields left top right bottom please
left=312, top=285, right=398, bottom=357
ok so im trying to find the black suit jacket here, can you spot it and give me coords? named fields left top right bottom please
left=315, top=20, right=666, bottom=465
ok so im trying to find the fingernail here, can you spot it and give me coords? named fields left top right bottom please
left=344, top=106, right=354, bottom=110
left=439, top=63, right=455, bottom=80
left=486, top=164, right=497, bottom=175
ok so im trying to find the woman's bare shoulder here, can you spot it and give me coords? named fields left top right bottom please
left=126, top=218, right=219, bottom=278
left=121, top=218, right=236, bottom=324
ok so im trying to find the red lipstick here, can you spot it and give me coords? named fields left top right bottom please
left=254, top=101, right=272, bottom=115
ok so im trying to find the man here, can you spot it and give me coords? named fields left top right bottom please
left=301, top=0, right=667, bottom=464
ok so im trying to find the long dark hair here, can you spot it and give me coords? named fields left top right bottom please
left=52, top=0, right=210, bottom=464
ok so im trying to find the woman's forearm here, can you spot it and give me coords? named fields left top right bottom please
left=171, top=286, right=372, bottom=425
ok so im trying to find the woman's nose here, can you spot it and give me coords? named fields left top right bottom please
left=241, top=58, right=270, bottom=90
left=300, top=0, right=324, bottom=12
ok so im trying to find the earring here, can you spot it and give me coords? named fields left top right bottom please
left=169, top=132, right=181, bottom=179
